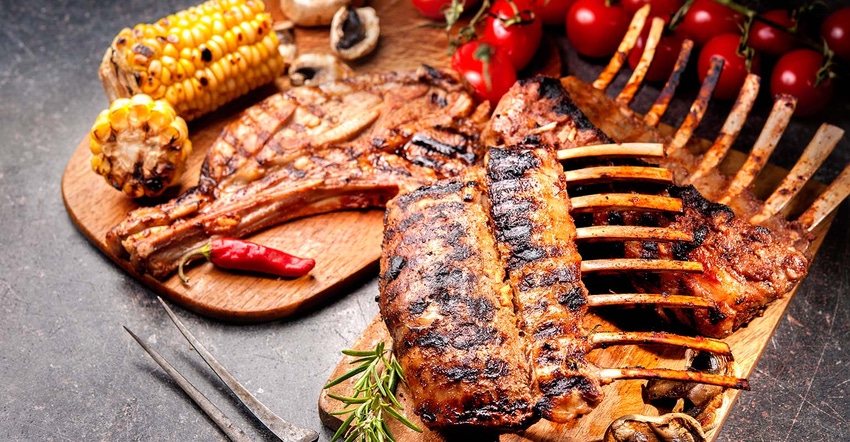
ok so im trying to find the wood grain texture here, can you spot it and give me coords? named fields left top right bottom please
left=60, top=0, right=560, bottom=322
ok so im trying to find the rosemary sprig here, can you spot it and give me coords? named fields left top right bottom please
left=324, top=341, right=423, bottom=442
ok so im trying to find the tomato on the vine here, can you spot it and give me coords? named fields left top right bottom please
left=411, top=0, right=482, bottom=20
left=533, top=0, right=575, bottom=26
left=622, top=0, right=684, bottom=21
left=770, top=49, right=834, bottom=117
left=482, top=0, right=543, bottom=71
left=566, top=0, right=630, bottom=58
left=821, top=7, right=850, bottom=61
left=627, top=28, right=685, bottom=83
left=451, top=41, right=518, bottom=104
left=697, top=33, right=760, bottom=101
left=675, top=0, right=744, bottom=46
left=747, top=9, right=797, bottom=57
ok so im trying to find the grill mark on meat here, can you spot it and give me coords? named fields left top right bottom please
left=108, top=68, right=488, bottom=278
left=484, top=77, right=614, bottom=149
left=379, top=171, right=535, bottom=430
left=485, top=145, right=602, bottom=423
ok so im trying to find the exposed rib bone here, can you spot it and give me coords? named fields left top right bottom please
left=581, top=259, right=703, bottom=274
left=570, top=194, right=683, bottom=213
left=644, top=39, right=694, bottom=128
left=598, top=368, right=749, bottom=390
left=557, top=143, right=664, bottom=161
left=589, top=331, right=732, bottom=356
left=564, top=166, right=674, bottom=185
left=593, top=4, right=650, bottom=91
left=751, top=124, right=845, bottom=224
left=667, top=56, right=724, bottom=153
left=797, top=163, right=850, bottom=231
left=587, top=293, right=714, bottom=309
left=720, top=95, right=796, bottom=204
left=617, top=17, right=666, bottom=107
left=686, top=74, right=761, bottom=185
left=576, top=225, right=691, bottom=242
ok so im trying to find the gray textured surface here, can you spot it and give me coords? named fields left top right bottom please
left=1, top=1, right=848, bottom=441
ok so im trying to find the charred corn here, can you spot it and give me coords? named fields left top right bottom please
left=90, top=94, right=192, bottom=198
left=99, top=0, right=286, bottom=121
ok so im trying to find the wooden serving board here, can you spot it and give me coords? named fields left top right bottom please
left=61, top=0, right=559, bottom=321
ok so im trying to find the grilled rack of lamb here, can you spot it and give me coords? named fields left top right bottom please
left=379, top=139, right=748, bottom=430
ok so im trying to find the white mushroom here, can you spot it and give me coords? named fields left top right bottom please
left=273, top=21, right=298, bottom=68
left=330, top=6, right=380, bottom=61
left=280, top=0, right=365, bottom=27
left=288, top=53, right=354, bottom=86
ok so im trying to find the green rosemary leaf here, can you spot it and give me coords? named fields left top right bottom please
left=327, top=393, right=370, bottom=404
left=324, top=363, right=369, bottom=389
left=331, top=412, right=356, bottom=442
left=341, top=348, right=379, bottom=357
left=385, top=406, right=423, bottom=433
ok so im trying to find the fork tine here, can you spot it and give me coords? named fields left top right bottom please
left=593, top=4, right=650, bottom=91
left=616, top=17, right=666, bottom=107
left=667, top=56, right=724, bottom=154
left=750, top=124, right=845, bottom=225
left=124, top=326, right=252, bottom=442
left=157, top=297, right=319, bottom=442
left=644, top=39, right=694, bottom=128
left=719, top=95, right=797, bottom=204
left=685, top=74, right=761, bottom=185
left=797, top=163, right=850, bottom=231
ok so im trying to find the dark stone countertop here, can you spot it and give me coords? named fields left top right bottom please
left=1, top=1, right=848, bottom=441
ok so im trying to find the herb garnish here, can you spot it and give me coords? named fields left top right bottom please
left=324, top=341, right=423, bottom=441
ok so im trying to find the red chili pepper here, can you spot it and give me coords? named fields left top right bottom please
left=177, top=238, right=316, bottom=284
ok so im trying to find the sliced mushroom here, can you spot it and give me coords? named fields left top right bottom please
left=642, top=350, right=737, bottom=430
left=288, top=53, right=354, bottom=86
left=273, top=21, right=298, bottom=69
left=280, top=0, right=365, bottom=27
left=330, top=6, right=380, bottom=60
left=604, top=413, right=708, bottom=442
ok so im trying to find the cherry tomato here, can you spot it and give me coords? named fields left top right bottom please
left=770, top=49, right=835, bottom=117
left=566, top=0, right=630, bottom=58
left=821, top=7, right=850, bottom=61
left=451, top=41, right=518, bottom=104
left=697, top=33, right=760, bottom=101
left=411, top=0, right=482, bottom=20
left=675, top=0, right=744, bottom=46
left=482, top=0, right=543, bottom=71
left=534, top=0, right=575, bottom=26
left=747, top=9, right=797, bottom=57
left=627, top=28, right=685, bottom=83
left=622, top=0, right=684, bottom=21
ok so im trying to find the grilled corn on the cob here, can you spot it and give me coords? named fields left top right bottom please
left=99, top=0, right=286, bottom=121
left=90, top=94, right=192, bottom=198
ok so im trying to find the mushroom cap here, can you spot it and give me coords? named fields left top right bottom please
left=280, top=0, right=365, bottom=27
left=330, top=6, right=380, bottom=61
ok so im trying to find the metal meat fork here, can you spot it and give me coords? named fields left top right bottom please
left=124, top=296, right=318, bottom=442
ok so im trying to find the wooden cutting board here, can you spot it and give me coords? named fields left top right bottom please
left=60, top=0, right=559, bottom=321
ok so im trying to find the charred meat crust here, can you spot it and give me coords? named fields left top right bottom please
left=108, top=67, right=488, bottom=278
left=623, top=185, right=810, bottom=338
left=485, top=145, right=603, bottom=423
left=483, top=76, right=614, bottom=150
left=379, top=173, right=535, bottom=430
